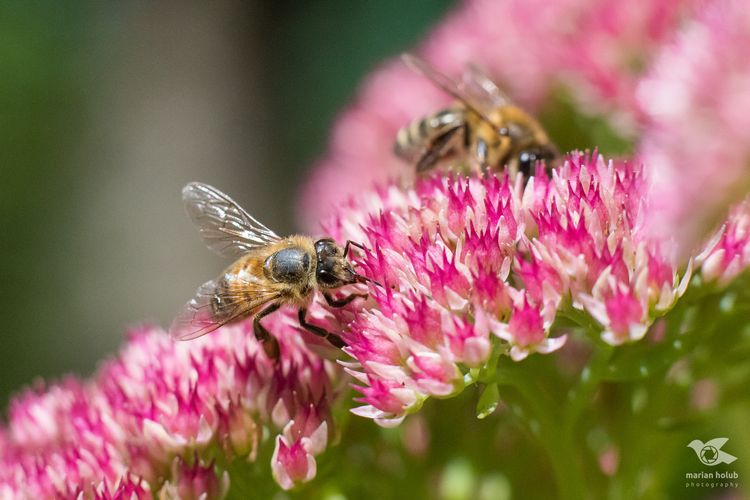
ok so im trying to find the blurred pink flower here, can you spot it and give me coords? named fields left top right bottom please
left=316, top=153, right=689, bottom=424
left=299, top=0, right=695, bottom=230
left=0, top=319, right=341, bottom=496
left=638, top=0, right=750, bottom=256
left=299, top=60, right=447, bottom=232
left=423, top=0, right=694, bottom=120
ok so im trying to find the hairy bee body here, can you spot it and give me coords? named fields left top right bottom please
left=465, top=104, right=555, bottom=174
left=395, top=55, right=559, bottom=177
left=209, top=236, right=318, bottom=324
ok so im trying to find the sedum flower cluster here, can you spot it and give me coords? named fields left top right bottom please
left=315, top=153, right=692, bottom=426
left=0, top=323, right=339, bottom=497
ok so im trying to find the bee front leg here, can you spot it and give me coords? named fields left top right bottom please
left=324, top=292, right=367, bottom=308
left=298, top=308, right=347, bottom=349
left=343, top=240, right=367, bottom=258
left=474, top=138, right=490, bottom=174
left=254, top=303, right=281, bottom=359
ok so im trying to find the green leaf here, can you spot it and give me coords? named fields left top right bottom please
left=476, top=383, right=500, bottom=419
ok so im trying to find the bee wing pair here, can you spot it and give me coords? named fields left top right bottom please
left=170, top=183, right=282, bottom=341
left=182, top=182, right=281, bottom=259
left=402, top=54, right=511, bottom=122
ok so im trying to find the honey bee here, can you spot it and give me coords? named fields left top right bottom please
left=170, top=182, right=370, bottom=358
left=394, top=54, right=559, bottom=177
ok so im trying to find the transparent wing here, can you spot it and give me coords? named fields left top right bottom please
left=463, top=63, right=511, bottom=108
left=182, top=182, right=281, bottom=259
left=169, top=276, right=282, bottom=341
left=401, top=54, right=496, bottom=123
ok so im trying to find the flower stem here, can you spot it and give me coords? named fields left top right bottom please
left=564, top=343, right=613, bottom=430
left=495, top=359, right=590, bottom=500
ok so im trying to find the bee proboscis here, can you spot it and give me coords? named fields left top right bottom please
left=170, top=182, right=370, bottom=357
left=394, top=54, right=559, bottom=177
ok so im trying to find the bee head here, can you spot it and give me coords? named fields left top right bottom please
left=314, top=238, right=360, bottom=288
left=516, top=143, right=559, bottom=176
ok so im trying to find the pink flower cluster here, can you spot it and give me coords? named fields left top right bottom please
left=0, top=319, right=340, bottom=496
left=317, top=153, right=690, bottom=425
left=698, top=198, right=750, bottom=285
left=299, top=0, right=696, bottom=230
left=303, top=0, right=750, bottom=259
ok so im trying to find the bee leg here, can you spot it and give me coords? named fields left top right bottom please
left=416, top=126, right=463, bottom=173
left=254, top=303, right=281, bottom=359
left=298, top=308, right=347, bottom=349
left=474, top=138, right=490, bottom=174
left=324, top=291, right=367, bottom=308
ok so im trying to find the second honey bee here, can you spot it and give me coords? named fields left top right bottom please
left=170, top=182, right=370, bottom=357
left=395, top=54, right=559, bottom=177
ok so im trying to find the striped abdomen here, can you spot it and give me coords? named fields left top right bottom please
left=394, top=107, right=465, bottom=162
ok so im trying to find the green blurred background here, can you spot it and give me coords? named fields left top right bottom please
left=0, top=0, right=454, bottom=405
